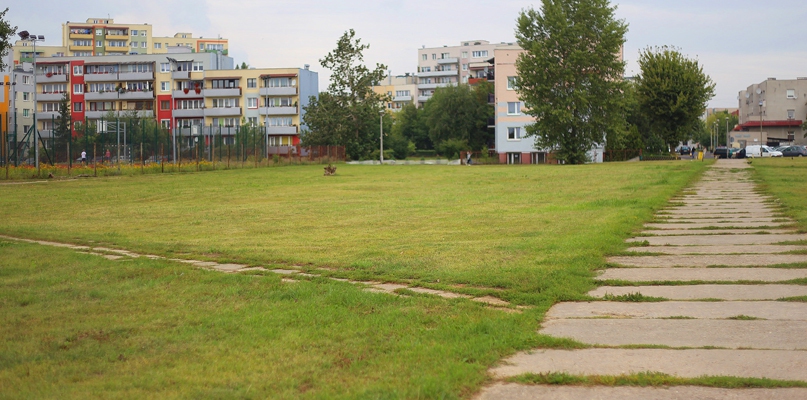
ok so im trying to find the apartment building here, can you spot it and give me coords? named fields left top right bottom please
left=2, top=51, right=317, bottom=152
left=11, top=18, right=229, bottom=65
left=372, top=74, right=418, bottom=111
left=416, top=40, right=507, bottom=105
left=735, top=78, right=807, bottom=147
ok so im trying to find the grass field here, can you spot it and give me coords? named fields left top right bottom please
left=752, top=158, right=807, bottom=233
left=0, top=162, right=708, bottom=398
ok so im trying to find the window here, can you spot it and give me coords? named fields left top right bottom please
left=788, top=132, right=795, bottom=141
left=247, top=78, right=256, bottom=88
left=108, top=40, right=127, bottom=47
left=462, top=51, right=468, bottom=58
left=73, top=39, right=92, bottom=47
left=160, top=101, right=171, bottom=110
left=462, top=64, right=467, bottom=71
left=247, top=98, right=258, bottom=108
left=160, top=82, right=170, bottom=92
left=210, top=79, right=238, bottom=88
left=23, top=109, right=29, bottom=117
left=395, top=90, right=410, bottom=97
left=422, top=54, right=427, bottom=61
left=95, top=29, right=103, bottom=35
left=42, top=103, right=61, bottom=112
left=507, top=127, right=522, bottom=140
left=160, top=63, right=170, bottom=72
left=73, top=66, right=83, bottom=76
left=23, top=92, right=30, bottom=101
left=199, top=43, right=205, bottom=51
left=268, top=117, right=293, bottom=126
left=441, top=52, right=450, bottom=59
left=787, top=89, right=796, bottom=99
left=130, top=41, right=137, bottom=48
left=22, top=76, right=31, bottom=84
left=161, top=120, right=170, bottom=129
left=140, top=31, right=147, bottom=37
left=507, top=77, right=518, bottom=90
left=472, top=50, right=488, bottom=58
left=154, top=43, right=162, bottom=49
left=788, top=109, right=795, bottom=119
left=265, top=97, right=293, bottom=107
left=141, top=42, right=147, bottom=48
left=247, top=117, right=257, bottom=126
left=211, top=98, right=239, bottom=108
left=73, top=102, right=83, bottom=112
left=192, top=62, right=204, bottom=71
left=266, top=77, right=296, bottom=87
left=96, top=40, right=102, bottom=47
left=131, top=30, right=138, bottom=36
left=507, top=102, right=521, bottom=115
left=73, top=84, right=83, bottom=94
left=432, top=54, right=436, bottom=60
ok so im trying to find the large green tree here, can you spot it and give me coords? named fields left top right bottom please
left=421, top=81, right=493, bottom=152
left=0, top=8, right=16, bottom=71
left=391, top=103, right=431, bottom=150
left=515, top=0, right=628, bottom=164
left=635, top=46, right=715, bottom=151
left=53, top=93, right=72, bottom=161
left=301, top=30, right=387, bottom=160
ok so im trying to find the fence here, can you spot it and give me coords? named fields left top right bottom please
left=603, top=149, right=642, bottom=162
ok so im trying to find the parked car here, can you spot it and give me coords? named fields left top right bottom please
left=735, top=148, right=746, bottom=159
left=745, top=145, right=783, bottom=158
left=713, top=146, right=739, bottom=159
left=780, top=145, right=807, bottom=157
left=678, top=146, right=691, bottom=155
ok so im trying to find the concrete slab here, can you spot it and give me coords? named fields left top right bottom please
left=212, top=263, right=244, bottom=272
left=475, top=384, right=807, bottom=400
left=627, top=234, right=807, bottom=246
left=407, top=287, right=472, bottom=299
left=625, top=245, right=807, bottom=255
left=642, top=229, right=795, bottom=236
left=645, top=222, right=787, bottom=229
left=597, top=267, right=807, bottom=283
left=540, top=319, right=807, bottom=349
left=607, top=254, right=807, bottom=268
left=489, top=349, right=807, bottom=381
left=546, top=301, right=807, bottom=320
left=651, top=218, right=786, bottom=224
left=591, top=284, right=807, bottom=300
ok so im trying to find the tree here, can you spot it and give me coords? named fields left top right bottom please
left=301, top=29, right=388, bottom=160
left=53, top=93, right=71, bottom=161
left=698, top=110, right=738, bottom=148
left=0, top=8, right=17, bottom=71
left=391, top=103, right=431, bottom=150
left=635, top=46, right=715, bottom=151
left=421, top=81, right=493, bottom=152
left=515, top=0, right=628, bottom=164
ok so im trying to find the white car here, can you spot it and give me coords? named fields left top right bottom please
left=745, top=145, right=783, bottom=158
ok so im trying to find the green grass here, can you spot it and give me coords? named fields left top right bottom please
left=0, top=161, right=708, bottom=397
left=752, top=158, right=807, bottom=231
left=509, top=371, right=807, bottom=388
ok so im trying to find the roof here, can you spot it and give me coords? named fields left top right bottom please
left=737, top=120, right=803, bottom=130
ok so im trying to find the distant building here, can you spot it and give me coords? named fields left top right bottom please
left=372, top=74, right=418, bottom=111
left=735, top=78, right=807, bottom=147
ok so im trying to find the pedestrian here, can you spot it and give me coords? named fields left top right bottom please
left=690, top=146, right=694, bottom=157
left=81, top=150, right=87, bottom=165
left=466, top=151, right=472, bottom=166
left=105, top=149, right=111, bottom=163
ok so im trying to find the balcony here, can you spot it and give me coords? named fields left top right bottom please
left=260, top=86, right=297, bottom=96
left=418, top=96, right=431, bottom=103
left=172, top=71, right=190, bottom=80
left=85, top=73, right=117, bottom=82
left=38, top=92, right=67, bottom=101
left=204, top=107, right=242, bottom=117
left=119, top=71, right=154, bottom=81
left=119, top=91, right=154, bottom=100
left=85, top=91, right=119, bottom=101
left=266, top=126, right=298, bottom=135
left=85, top=110, right=113, bottom=119
left=418, top=70, right=458, bottom=78
left=260, top=106, right=297, bottom=116
left=37, top=111, right=59, bottom=120
left=106, top=34, right=128, bottom=40
left=393, top=96, right=412, bottom=102
left=417, top=83, right=452, bottom=90
left=437, top=57, right=459, bottom=64
left=68, top=45, right=92, bottom=52
left=36, top=73, right=68, bottom=83
left=106, top=47, right=129, bottom=53
left=173, top=89, right=204, bottom=99
left=124, top=110, right=154, bottom=118
left=173, top=109, right=204, bottom=118
left=203, top=87, right=241, bottom=97
left=69, top=32, right=92, bottom=40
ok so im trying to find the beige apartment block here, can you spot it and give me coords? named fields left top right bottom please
left=736, top=78, right=807, bottom=147
left=372, top=74, right=417, bottom=111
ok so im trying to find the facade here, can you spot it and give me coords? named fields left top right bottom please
left=735, top=78, right=807, bottom=147
left=2, top=51, right=317, bottom=155
left=11, top=18, right=229, bottom=65
left=372, top=74, right=418, bottom=111
left=416, top=40, right=509, bottom=105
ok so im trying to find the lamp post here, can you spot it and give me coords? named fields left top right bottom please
left=19, top=31, right=45, bottom=174
left=757, top=88, right=763, bottom=145
left=379, top=110, right=384, bottom=164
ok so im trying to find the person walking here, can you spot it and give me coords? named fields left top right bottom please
left=466, top=151, right=472, bottom=166
left=81, top=150, right=87, bottom=165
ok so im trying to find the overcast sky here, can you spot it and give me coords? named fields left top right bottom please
left=6, top=0, right=806, bottom=107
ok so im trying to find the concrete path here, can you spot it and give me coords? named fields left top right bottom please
left=482, top=160, right=807, bottom=398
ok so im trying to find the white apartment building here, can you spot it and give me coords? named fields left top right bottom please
left=736, top=78, right=807, bottom=147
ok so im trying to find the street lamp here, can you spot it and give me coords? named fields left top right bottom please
left=379, top=110, right=384, bottom=164
left=18, top=31, right=45, bottom=173
left=757, top=88, right=763, bottom=145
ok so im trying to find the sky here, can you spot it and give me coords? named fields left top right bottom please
left=6, top=0, right=807, bottom=108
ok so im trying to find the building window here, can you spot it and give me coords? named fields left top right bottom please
left=154, top=43, right=162, bottom=49
left=265, top=97, right=293, bottom=107
left=23, top=92, right=30, bottom=101
left=462, top=51, right=468, bottom=58
left=507, top=127, right=522, bottom=140
left=141, top=42, right=147, bottom=48
left=96, top=40, right=102, bottom=47
left=247, top=78, right=256, bottom=88
left=441, top=52, right=450, bottom=59
left=160, top=63, right=170, bottom=72
left=95, top=29, right=103, bottom=35
left=160, top=82, right=170, bottom=92
left=73, top=84, right=83, bottom=94
left=160, top=101, right=170, bottom=110
left=422, top=54, right=427, bottom=61
left=22, top=76, right=31, bottom=84
left=472, top=50, right=488, bottom=58
left=130, top=41, right=137, bottom=48
left=131, top=30, right=138, bottom=36
left=247, top=98, right=258, bottom=108
left=787, top=89, right=796, bottom=99
left=140, top=31, right=147, bottom=37
left=199, top=43, right=205, bottom=51
left=23, top=109, right=29, bottom=117
left=788, top=109, right=795, bottom=119
left=507, top=77, right=518, bottom=90
left=432, top=54, right=436, bottom=60
left=161, top=120, right=170, bottom=129
left=395, top=90, right=410, bottom=97
left=507, top=102, right=521, bottom=115
left=211, top=98, right=239, bottom=108
left=788, top=131, right=795, bottom=141
left=73, top=102, right=83, bottom=112
left=462, top=64, right=467, bottom=71
left=247, top=117, right=257, bottom=126
left=268, top=117, right=293, bottom=126
left=192, top=62, right=204, bottom=71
